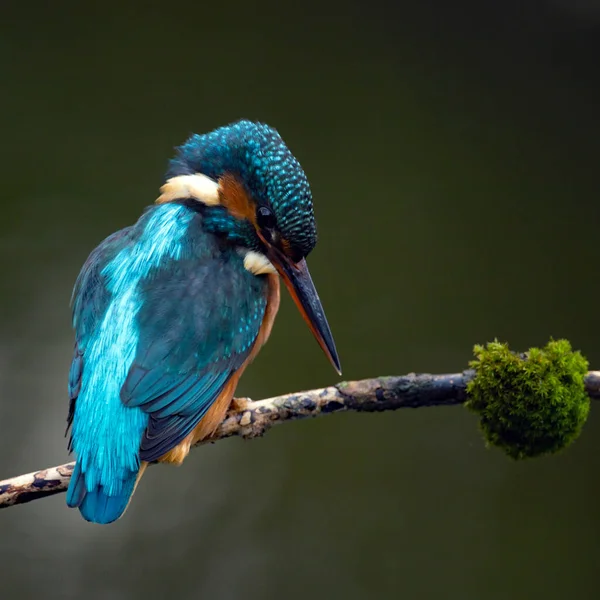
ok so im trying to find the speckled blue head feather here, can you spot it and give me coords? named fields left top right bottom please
left=167, top=120, right=317, bottom=257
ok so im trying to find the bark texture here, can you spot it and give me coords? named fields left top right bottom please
left=2, top=371, right=599, bottom=510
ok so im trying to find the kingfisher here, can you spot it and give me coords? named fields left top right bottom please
left=65, top=120, right=341, bottom=524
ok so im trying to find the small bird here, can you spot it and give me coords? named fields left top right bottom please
left=65, top=120, right=341, bottom=524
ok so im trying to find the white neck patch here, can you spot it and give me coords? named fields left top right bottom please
left=243, top=250, right=277, bottom=276
left=158, top=177, right=276, bottom=277
left=156, top=174, right=220, bottom=206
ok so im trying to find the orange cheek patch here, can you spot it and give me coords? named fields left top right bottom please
left=218, top=174, right=257, bottom=223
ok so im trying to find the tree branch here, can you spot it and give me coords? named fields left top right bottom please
left=3, top=371, right=600, bottom=510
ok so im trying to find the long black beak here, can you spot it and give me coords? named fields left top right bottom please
left=265, top=246, right=342, bottom=375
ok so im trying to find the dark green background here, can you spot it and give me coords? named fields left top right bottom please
left=1, top=1, right=599, bottom=598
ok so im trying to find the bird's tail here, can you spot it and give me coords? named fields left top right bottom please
left=66, top=461, right=148, bottom=524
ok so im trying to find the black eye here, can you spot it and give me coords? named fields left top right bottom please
left=256, top=206, right=277, bottom=230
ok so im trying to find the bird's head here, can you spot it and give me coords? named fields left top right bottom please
left=158, top=120, right=341, bottom=374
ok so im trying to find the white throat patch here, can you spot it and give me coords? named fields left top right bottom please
left=243, top=250, right=277, bottom=276
left=156, top=174, right=220, bottom=206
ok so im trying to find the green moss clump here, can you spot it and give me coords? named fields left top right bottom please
left=465, top=339, right=590, bottom=459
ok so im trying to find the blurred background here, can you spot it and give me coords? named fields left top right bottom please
left=1, top=0, right=600, bottom=598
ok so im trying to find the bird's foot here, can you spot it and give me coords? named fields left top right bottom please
left=230, top=397, right=252, bottom=412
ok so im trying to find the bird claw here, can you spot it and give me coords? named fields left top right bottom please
left=230, top=397, right=252, bottom=412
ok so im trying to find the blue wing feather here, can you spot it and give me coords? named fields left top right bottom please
left=140, top=373, right=201, bottom=415
left=144, top=372, right=227, bottom=417
left=68, top=344, right=83, bottom=401
left=138, top=371, right=234, bottom=461
left=66, top=343, right=83, bottom=448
